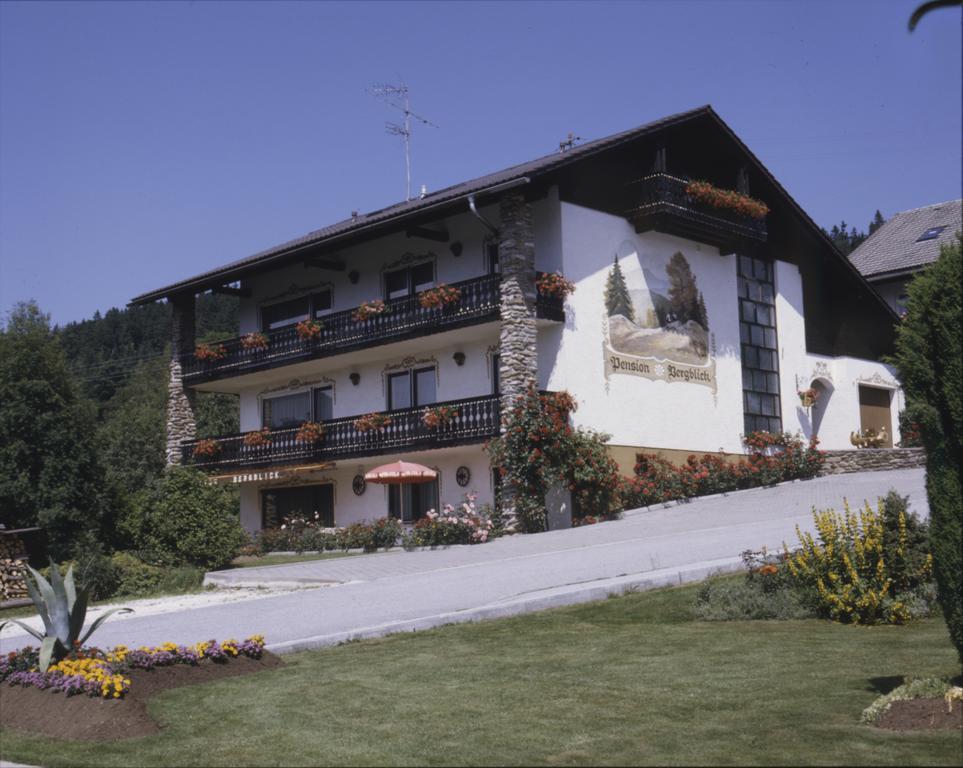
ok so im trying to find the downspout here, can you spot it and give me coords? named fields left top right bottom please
left=467, top=176, right=531, bottom=238
left=467, top=194, right=500, bottom=238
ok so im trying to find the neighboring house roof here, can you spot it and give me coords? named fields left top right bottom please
left=130, top=105, right=712, bottom=304
left=849, top=199, right=962, bottom=280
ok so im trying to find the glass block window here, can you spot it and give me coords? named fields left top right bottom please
left=737, top=255, right=782, bottom=434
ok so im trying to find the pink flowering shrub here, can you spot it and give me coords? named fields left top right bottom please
left=412, top=492, right=496, bottom=546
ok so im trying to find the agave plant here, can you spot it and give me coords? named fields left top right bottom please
left=0, top=561, right=133, bottom=671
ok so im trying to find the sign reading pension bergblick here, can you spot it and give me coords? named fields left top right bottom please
left=602, top=250, right=717, bottom=393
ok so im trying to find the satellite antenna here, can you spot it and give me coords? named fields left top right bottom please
left=368, top=81, right=438, bottom=201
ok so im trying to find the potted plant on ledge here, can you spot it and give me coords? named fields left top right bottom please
left=296, top=319, right=324, bottom=342
left=240, top=332, right=270, bottom=352
left=418, top=284, right=462, bottom=310
left=797, top=387, right=819, bottom=408
left=536, top=272, right=576, bottom=300
left=422, top=405, right=460, bottom=429
left=243, top=427, right=273, bottom=448
left=354, top=413, right=393, bottom=433
left=352, top=300, right=388, bottom=322
left=294, top=421, right=326, bottom=444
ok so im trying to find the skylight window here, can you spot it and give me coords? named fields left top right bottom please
left=917, top=225, right=947, bottom=242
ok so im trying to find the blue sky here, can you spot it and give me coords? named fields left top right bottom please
left=1, top=0, right=960, bottom=325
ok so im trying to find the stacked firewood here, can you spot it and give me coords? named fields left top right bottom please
left=0, top=534, right=29, bottom=601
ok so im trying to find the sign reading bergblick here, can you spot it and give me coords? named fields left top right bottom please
left=602, top=250, right=717, bottom=393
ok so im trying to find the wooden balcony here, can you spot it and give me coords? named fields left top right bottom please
left=624, top=173, right=767, bottom=255
left=182, top=274, right=564, bottom=385
left=181, top=394, right=501, bottom=472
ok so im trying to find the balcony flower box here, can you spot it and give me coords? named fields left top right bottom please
left=422, top=405, right=460, bottom=429
left=352, top=300, right=388, bottom=322
left=294, top=421, right=326, bottom=444
left=418, top=284, right=462, bottom=310
left=192, top=438, right=221, bottom=458
left=685, top=180, right=769, bottom=220
left=295, top=319, right=324, bottom=342
left=240, top=332, right=270, bottom=352
left=353, top=412, right=393, bottom=433
left=797, top=388, right=819, bottom=408
left=242, top=428, right=273, bottom=448
left=194, top=343, right=227, bottom=362
left=536, top=272, right=576, bottom=300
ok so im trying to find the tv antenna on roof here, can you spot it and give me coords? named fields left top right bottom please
left=368, top=81, right=438, bottom=201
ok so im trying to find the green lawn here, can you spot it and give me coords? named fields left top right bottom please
left=2, top=581, right=960, bottom=767
left=229, top=550, right=364, bottom=568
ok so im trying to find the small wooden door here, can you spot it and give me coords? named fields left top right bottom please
left=858, top=386, right=893, bottom=447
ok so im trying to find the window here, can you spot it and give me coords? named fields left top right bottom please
left=312, top=289, right=332, bottom=317
left=384, top=262, right=435, bottom=300
left=486, top=242, right=500, bottom=275
left=261, top=296, right=310, bottom=331
left=916, top=226, right=946, bottom=242
left=737, top=255, right=782, bottom=434
left=261, top=484, right=334, bottom=529
left=491, top=353, right=500, bottom=395
left=260, top=290, right=332, bottom=330
left=313, top=386, right=333, bottom=421
left=263, top=385, right=333, bottom=428
left=262, top=391, right=312, bottom=428
left=386, top=367, right=436, bottom=410
left=388, top=480, right=438, bottom=523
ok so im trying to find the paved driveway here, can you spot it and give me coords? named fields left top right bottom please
left=0, top=468, right=926, bottom=655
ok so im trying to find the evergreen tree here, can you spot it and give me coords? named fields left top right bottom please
left=869, top=209, right=886, bottom=235
left=0, top=302, right=111, bottom=558
left=97, top=355, right=168, bottom=500
left=604, top=257, right=635, bottom=321
left=892, top=239, right=962, bottom=664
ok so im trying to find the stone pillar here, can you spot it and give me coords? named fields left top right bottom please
left=166, top=294, right=197, bottom=466
left=496, top=193, right=537, bottom=533
left=497, top=192, right=537, bottom=419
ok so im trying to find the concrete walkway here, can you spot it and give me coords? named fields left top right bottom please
left=0, top=468, right=926, bottom=656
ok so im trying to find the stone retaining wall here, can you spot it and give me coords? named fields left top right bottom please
left=820, top=448, right=925, bottom=475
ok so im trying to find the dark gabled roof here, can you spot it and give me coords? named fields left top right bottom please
left=130, top=105, right=713, bottom=305
left=848, top=199, right=962, bottom=280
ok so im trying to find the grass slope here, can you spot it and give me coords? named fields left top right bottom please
left=1, top=582, right=960, bottom=766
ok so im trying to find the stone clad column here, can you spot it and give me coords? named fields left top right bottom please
left=496, top=193, right=537, bottom=532
left=497, top=192, right=537, bottom=421
left=166, top=294, right=197, bottom=466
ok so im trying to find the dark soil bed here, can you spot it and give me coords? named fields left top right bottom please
left=0, top=653, right=283, bottom=742
left=876, top=697, right=963, bottom=732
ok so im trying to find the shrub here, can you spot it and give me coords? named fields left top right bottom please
left=891, top=238, right=962, bottom=663
left=784, top=500, right=932, bottom=625
left=695, top=578, right=810, bottom=621
left=621, top=432, right=824, bottom=510
left=411, top=492, right=494, bottom=546
left=110, top=552, right=164, bottom=596
left=487, top=386, right=620, bottom=532
left=128, top=467, right=244, bottom=570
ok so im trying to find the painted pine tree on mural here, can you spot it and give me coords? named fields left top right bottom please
left=666, top=252, right=706, bottom=328
left=604, top=257, right=635, bottom=321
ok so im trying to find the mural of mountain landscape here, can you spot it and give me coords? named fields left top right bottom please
left=605, top=251, right=709, bottom=365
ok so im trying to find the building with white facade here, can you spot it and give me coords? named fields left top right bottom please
left=131, top=106, right=904, bottom=531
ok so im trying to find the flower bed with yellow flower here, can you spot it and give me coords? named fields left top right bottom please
left=784, top=500, right=933, bottom=625
left=1, top=635, right=266, bottom=699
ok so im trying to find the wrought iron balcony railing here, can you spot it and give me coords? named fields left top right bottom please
left=624, top=173, right=768, bottom=255
left=181, top=394, right=501, bottom=472
left=183, top=274, right=564, bottom=384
